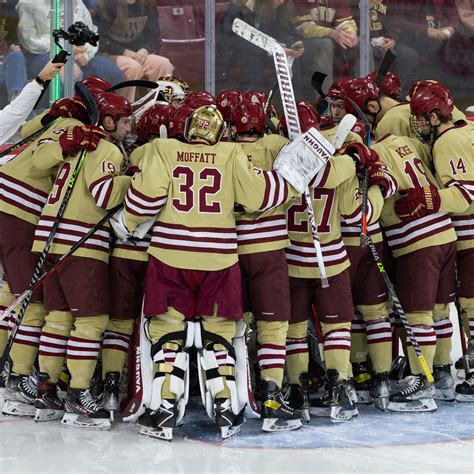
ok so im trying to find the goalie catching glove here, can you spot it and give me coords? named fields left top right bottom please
left=59, top=125, right=107, bottom=155
left=394, top=185, right=441, bottom=221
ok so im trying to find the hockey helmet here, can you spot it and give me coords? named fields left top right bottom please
left=243, top=91, right=277, bottom=118
left=407, top=80, right=438, bottom=101
left=168, top=105, right=195, bottom=140
left=409, top=83, right=454, bottom=118
left=96, top=92, right=132, bottom=123
left=351, top=120, right=368, bottom=141
left=327, top=77, right=352, bottom=102
left=81, top=76, right=112, bottom=94
left=182, top=91, right=215, bottom=110
left=137, top=103, right=175, bottom=144
left=366, top=71, right=401, bottom=100
left=216, top=89, right=242, bottom=122
left=279, top=101, right=320, bottom=135
left=344, top=78, right=380, bottom=115
left=184, top=105, right=224, bottom=145
left=230, top=98, right=266, bottom=135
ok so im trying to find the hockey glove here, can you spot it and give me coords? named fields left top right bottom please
left=59, top=125, right=107, bottom=155
left=368, top=163, right=398, bottom=199
left=49, top=97, right=90, bottom=123
left=394, top=185, right=441, bottom=222
left=342, top=142, right=379, bottom=167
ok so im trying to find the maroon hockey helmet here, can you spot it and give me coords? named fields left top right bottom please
left=366, top=71, right=401, bottom=99
left=344, top=78, right=380, bottom=115
left=279, top=101, right=320, bottom=135
left=351, top=120, right=368, bottom=141
left=137, top=103, right=175, bottom=144
left=407, top=80, right=439, bottom=100
left=168, top=105, right=195, bottom=139
left=327, top=77, right=352, bottom=102
left=243, top=91, right=277, bottom=118
left=216, top=90, right=242, bottom=122
left=182, top=91, right=215, bottom=110
left=230, top=98, right=266, bottom=135
left=81, top=76, right=112, bottom=94
left=409, top=83, right=454, bottom=118
left=95, top=92, right=132, bottom=123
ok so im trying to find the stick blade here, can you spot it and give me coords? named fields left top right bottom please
left=311, top=71, right=327, bottom=97
left=375, top=49, right=397, bottom=87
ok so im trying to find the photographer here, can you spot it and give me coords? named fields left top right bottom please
left=16, top=0, right=123, bottom=86
left=0, top=59, right=63, bottom=144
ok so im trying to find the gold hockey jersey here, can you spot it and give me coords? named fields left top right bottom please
left=122, top=138, right=295, bottom=271
left=372, top=134, right=457, bottom=257
left=0, top=118, right=80, bottom=225
left=32, top=138, right=131, bottom=262
left=236, top=134, right=291, bottom=255
left=431, top=122, right=474, bottom=251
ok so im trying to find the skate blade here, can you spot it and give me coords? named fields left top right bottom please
left=387, top=398, right=437, bottom=413
left=309, top=406, right=330, bottom=417
left=373, top=396, right=389, bottom=411
left=139, top=425, right=173, bottom=441
left=356, top=390, right=373, bottom=404
left=455, top=393, right=474, bottom=403
left=456, top=368, right=473, bottom=379
left=34, top=408, right=64, bottom=422
left=299, top=408, right=310, bottom=423
left=220, top=424, right=241, bottom=439
left=61, top=413, right=111, bottom=430
left=2, top=400, right=35, bottom=417
left=434, top=388, right=455, bottom=402
left=262, top=417, right=302, bottom=432
left=330, top=406, right=358, bottom=423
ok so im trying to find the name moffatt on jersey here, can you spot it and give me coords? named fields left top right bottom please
left=32, top=138, right=131, bottom=262
left=431, top=122, right=474, bottom=251
left=0, top=117, right=80, bottom=225
left=122, top=138, right=294, bottom=271
left=236, top=134, right=292, bottom=255
left=372, top=134, right=457, bottom=257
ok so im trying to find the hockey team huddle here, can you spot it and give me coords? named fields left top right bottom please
left=0, top=68, right=472, bottom=442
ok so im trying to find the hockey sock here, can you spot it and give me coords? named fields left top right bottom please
left=256, top=320, right=288, bottom=388
left=433, top=304, right=453, bottom=366
left=38, top=310, right=73, bottom=383
left=102, top=319, right=134, bottom=378
left=459, top=298, right=474, bottom=340
left=0, top=281, right=15, bottom=355
left=321, top=322, right=351, bottom=381
left=148, top=308, right=186, bottom=400
left=202, top=316, right=237, bottom=400
left=10, top=302, right=46, bottom=375
left=285, top=321, right=309, bottom=385
left=405, top=311, right=436, bottom=375
left=360, top=302, right=392, bottom=373
left=350, top=312, right=368, bottom=364
left=67, top=314, right=108, bottom=390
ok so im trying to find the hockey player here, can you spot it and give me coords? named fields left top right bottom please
left=230, top=97, right=301, bottom=432
left=404, top=84, right=474, bottom=401
left=366, top=71, right=402, bottom=101
left=344, top=79, right=458, bottom=412
left=216, top=89, right=242, bottom=140
left=0, top=96, right=93, bottom=416
left=110, top=104, right=319, bottom=440
left=325, top=77, right=352, bottom=124
left=32, top=92, right=133, bottom=429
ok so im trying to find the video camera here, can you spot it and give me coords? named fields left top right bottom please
left=53, top=21, right=99, bottom=49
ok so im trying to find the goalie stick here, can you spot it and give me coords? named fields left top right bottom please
left=233, top=18, right=330, bottom=286
left=0, top=81, right=99, bottom=373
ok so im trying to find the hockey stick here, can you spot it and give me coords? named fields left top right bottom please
left=233, top=19, right=329, bottom=287
left=375, top=49, right=397, bottom=88
left=454, top=294, right=470, bottom=379
left=0, top=81, right=98, bottom=373
left=364, top=234, right=434, bottom=382
left=107, top=80, right=158, bottom=93
left=311, top=71, right=327, bottom=99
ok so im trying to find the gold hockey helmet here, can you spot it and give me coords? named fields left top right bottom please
left=184, top=105, right=224, bottom=144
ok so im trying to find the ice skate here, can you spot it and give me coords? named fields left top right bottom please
left=455, top=374, right=474, bottom=402
left=370, top=372, right=390, bottom=411
left=2, top=373, right=36, bottom=416
left=433, top=365, right=455, bottom=402
left=455, top=341, right=474, bottom=378
left=352, top=362, right=373, bottom=404
left=214, top=398, right=244, bottom=439
left=0, top=359, right=10, bottom=389
left=34, top=372, right=64, bottom=422
left=102, top=372, right=120, bottom=416
left=387, top=374, right=437, bottom=412
left=61, top=388, right=111, bottom=430
left=261, top=381, right=302, bottom=432
left=285, top=373, right=310, bottom=423
left=138, top=400, right=178, bottom=441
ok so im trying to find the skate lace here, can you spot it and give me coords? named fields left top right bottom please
left=398, top=376, right=422, bottom=395
left=20, top=375, right=37, bottom=398
left=80, top=390, right=101, bottom=411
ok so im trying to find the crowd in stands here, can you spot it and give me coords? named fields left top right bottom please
left=0, top=0, right=473, bottom=107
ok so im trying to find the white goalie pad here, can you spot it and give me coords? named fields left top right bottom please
left=273, top=127, right=335, bottom=193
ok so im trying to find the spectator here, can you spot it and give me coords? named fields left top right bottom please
left=0, top=0, right=27, bottom=103
left=217, top=0, right=304, bottom=93
left=94, top=0, right=174, bottom=102
left=291, top=0, right=359, bottom=94
left=16, top=0, right=124, bottom=87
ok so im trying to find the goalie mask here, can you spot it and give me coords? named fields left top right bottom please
left=366, top=71, right=401, bottom=100
left=184, top=105, right=224, bottom=145
left=156, top=76, right=189, bottom=104
left=409, top=83, right=454, bottom=144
